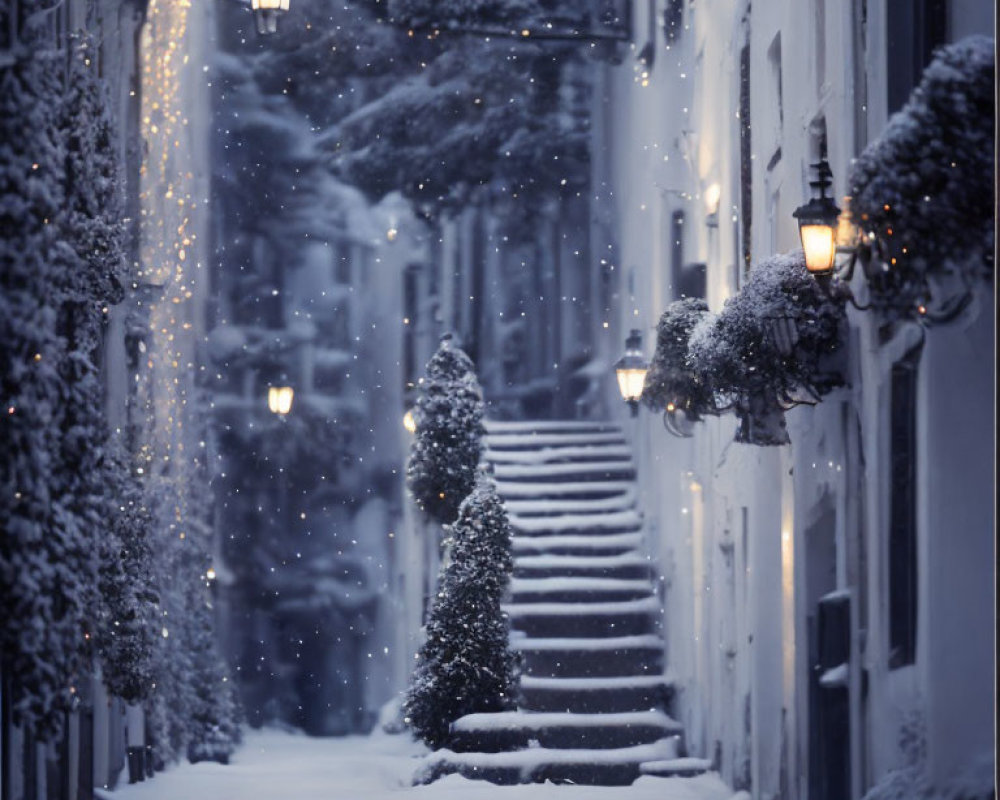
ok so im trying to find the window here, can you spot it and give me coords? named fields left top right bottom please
left=663, top=0, right=684, bottom=44
left=886, top=0, right=947, bottom=113
left=889, top=345, right=920, bottom=668
left=669, top=210, right=685, bottom=298
left=738, top=38, right=752, bottom=278
left=403, top=264, right=420, bottom=391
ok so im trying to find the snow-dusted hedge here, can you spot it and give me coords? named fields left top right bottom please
left=641, top=298, right=717, bottom=424
left=406, top=336, right=485, bottom=525
left=688, top=251, right=846, bottom=445
left=849, top=35, right=994, bottom=321
left=404, top=474, right=517, bottom=748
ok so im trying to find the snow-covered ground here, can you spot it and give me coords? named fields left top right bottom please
left=96, top=728, right=737, bottom=800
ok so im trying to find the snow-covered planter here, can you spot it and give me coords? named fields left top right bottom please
left=406, top=335, right=485, bottom=525
left=403, top=474, right=517, bottom=749
left=688, top=251, right=847, bottom=446
left=848, top=35, right=994, bottom=323
left=641, top=298, right=717, bottom=432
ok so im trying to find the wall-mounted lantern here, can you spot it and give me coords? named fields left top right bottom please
left=793, top=160, right=841, bottom=278
left=252, top=0, right=289, bottom=35
left=267, top=385, right=294, bottom=415
left=614, top=329, right=648, bottom=417
left=704, top=182, right=721, bottom=228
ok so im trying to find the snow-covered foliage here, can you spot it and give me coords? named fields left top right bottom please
left=219, top=0, right=591, bottom=234
left=688, top=251, right=846, bottom=445
left=327, top=39, right=589, bottom=230
left=145, top=408, right=242, bottom=766
left=386, top=0, right=543, bottom=29
left=848, top=35, right=994, bottom=321
left=404, top=474, right=518, bottom=748
left=95, top=442, right=159, bottom=704
left=0, top=43, right=128, bottom=739
left=406, top=336, right=485, bottom=525
left=641, top=298, right=716, bottom=422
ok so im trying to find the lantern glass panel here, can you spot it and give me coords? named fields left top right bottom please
left=800, top=223, right=837, bottom=274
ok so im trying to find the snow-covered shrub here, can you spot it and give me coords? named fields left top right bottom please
left=689, top=251, right=846, bottom=445
left=406, top=335, right=485, bottom=525
left=403, top=474, right=518, bottom=748
left=59, top=39, right=128, bottom=307
left=0, top=48, right=93, bottom=740
left=849, top=35, right=994, bottom=322
left=95, top=442, right=159, bottom=704
left=641, top=298, right=717, bottom=424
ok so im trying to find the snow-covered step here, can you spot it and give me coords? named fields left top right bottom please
left=510, top=576, right=654, bottom=603
left=514, top=552, right=655, bottom=580
left=513, top=634, right=664, bottom=678
left=504, top=491, right=638, bottom=517
left=484, top=420, right=622, bottom=435
left=495, top=479, right=635, bottom=499
left=448, top=710, right=682, bottom=752
left=418, top=738, right=679, bottom=787
left=510, top=509, right=643, bottom=535
left=485, top=444, right=633, bottom=465
left=505, top=596, right=661, bottom=638
left=639, top=757, right=713, bottom=778
left=512, top=531, right=644, bottom=556
left=493, top=461, right=636, bottom=482
left=518, top=674, right=675, bottom=714
left=485, top=431, right=627, bottom=449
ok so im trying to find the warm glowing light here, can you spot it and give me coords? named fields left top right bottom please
left=793, top=160, right=841, bottom=276
left=268, top=386, right=294, bottom=415
left=704, top=182, right=722, bottom=216
left=402, top=408, right=417, bottom=434
left=614, top=330, right=648, bottom=416
left=386, top=227, right=398, bottom=242
left=206, top=568, right=217, bottom=580
left=800, top=223, right=837, bottom=274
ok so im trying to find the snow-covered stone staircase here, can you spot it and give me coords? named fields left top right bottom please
left=422, top=420, right=708, bottom=786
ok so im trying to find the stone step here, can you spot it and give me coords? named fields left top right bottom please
left=510, top=509, right=643, bottom=536
left=514, top=553, right=655, bottom=581
left=493, top=461, right=636, bottom=482
left=495, top=480, right=635, bottom=499
left=512, top=532, right=643, bottom=557
left=510, top=576, right=654, bottom=603
left=504, top=492, right=638, bottom=517
left=485, top=445, right=634, bottom=465
left=448, top=710, right=682, bottom=752
left=485, top=431, right=627, bottom=450
left=518, top=674, right=675, bottom=714
left=513, top=634, right=663, bottom=678
left=511, top=612, right=657, bottom=639
left=485, top=420, right=622, bottom=435
left=418, top=739, right=678, bottom=787
left=639, top=757, right=713, bottom=778
left=506, top=597, right=661, bottom=638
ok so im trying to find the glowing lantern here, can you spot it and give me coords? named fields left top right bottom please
left=267, top=385, right=294, bottom=415
left=402, top=408, right=417, bottom=434
left=793, top=159, right=841, bottom=276
left=614, top=329, right=648, bottom=417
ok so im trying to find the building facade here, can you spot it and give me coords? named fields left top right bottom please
left=594, top=1, right=995, bottom=798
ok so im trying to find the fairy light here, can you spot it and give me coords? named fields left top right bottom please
left=138, top=0, right=213, bottom=586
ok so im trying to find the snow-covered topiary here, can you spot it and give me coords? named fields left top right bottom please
left=688, top=251, right=846, bottom=445
left=403, top=474, right=518, bottom=748
left=641, top=298, right=716, bottom=423
left=848, top=35, right=994, bottom=322
left=406, top=335, right=485, bottom=525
